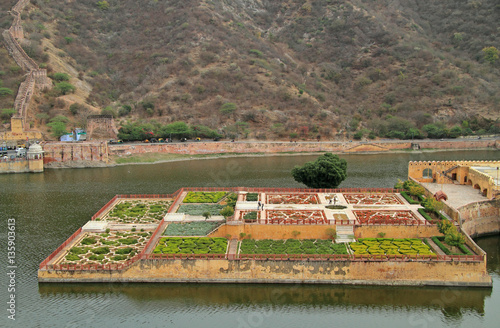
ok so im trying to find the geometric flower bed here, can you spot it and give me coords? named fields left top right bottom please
left=182, top=191, right=227, bottom=203
left=239, top=211, right=259, bottom=222
left=343, top=193, right=403, bottom=205
left=266, top=210, right=327, bottom=224
left=349, top=238, right=436, bottom=255
left=100, top=200, right=172, bottom=223
left=153, top=237, right=228, bottom=254
left=176, top=204, right=225, bottom=216
left=59, top=231, right=152, bottom=265
left=353, top=210, right=420, bottom=225
left=267, top=193, right=319, bottom=204
left=239, top=239, right=348, bottom=255
left=163, top=222, right=223, bottom=236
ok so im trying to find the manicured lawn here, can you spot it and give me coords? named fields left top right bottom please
left=177, top=204, right=225, bottom=216
left=239, top=239, right=347, bottom=255
left=163, top=221, right=222, bottom=236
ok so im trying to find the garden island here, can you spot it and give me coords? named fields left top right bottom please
left=38, top=160, right=498, bottom=287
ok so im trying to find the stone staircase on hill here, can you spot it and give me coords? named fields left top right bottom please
left=335, top=225, right=356, bottom=243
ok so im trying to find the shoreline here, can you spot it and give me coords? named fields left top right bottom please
left=111, top=147, right=496, bottom=167
left=41, top=146, right=497, bottom=169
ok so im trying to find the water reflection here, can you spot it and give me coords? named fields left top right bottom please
left=39, top=283, right=490, bottom=323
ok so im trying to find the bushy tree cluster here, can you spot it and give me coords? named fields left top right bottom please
left=118, top=121, right=222, bottom=141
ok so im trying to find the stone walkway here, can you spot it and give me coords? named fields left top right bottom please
left=421, top=183, right=488, bottom=209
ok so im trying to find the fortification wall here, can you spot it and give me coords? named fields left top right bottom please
left=86, top=115, right=118, bottom=140
left=1, top=0, right=51, bottom=142
left=42, top=142, right=109, bottom=164
left=460, top=200, right=500, bottom=238
left=38, top=258, right=491, bottom=287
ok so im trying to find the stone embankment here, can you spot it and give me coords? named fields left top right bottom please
left=109, top=138, right=499, bottom=158
left=2, top=0, right=51, bottom=126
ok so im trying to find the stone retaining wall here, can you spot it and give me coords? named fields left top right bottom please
left=38, top=257, right=491, bottom=287
left=460, top=199, right=500, bottom=238
left=110, top=139, right=497, bottom=157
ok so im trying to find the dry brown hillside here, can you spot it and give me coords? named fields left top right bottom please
left=1, top=0, right=499, bottom=140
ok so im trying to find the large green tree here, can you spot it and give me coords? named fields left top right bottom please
left=291, top=153, right=347, bottom=188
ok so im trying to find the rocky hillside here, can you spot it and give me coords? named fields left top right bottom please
left=1, top=0, right=499, bottom=140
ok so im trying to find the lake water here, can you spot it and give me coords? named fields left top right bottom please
left=0, top=150, right=499, bottom=327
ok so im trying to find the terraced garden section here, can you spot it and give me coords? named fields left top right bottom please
left=353, top=210, right=420, bottom=225
left=153, top=237, right=228, bottom=254
left=266, top=210, right=327, bottom=224
left=182, top=191, right=227, bottom=203
left=58, top=231, right=152, bottom=265
left=343, top=193, right=403, bottom=205
left=267, top=193, right=319, bottom=204
left=100, top=200, right=172, bottom=223
left=176, top=204, right=225, bottom=216
left=240, top=239, right=348, bottom=255
left=349, top=238, right=436, bottom=255
left=163, top=221, right=223, bottom=236
left=240, top=211, right=259, bottom=222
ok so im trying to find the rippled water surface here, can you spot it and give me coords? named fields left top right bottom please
left=0, top=150, right=499, bottom=327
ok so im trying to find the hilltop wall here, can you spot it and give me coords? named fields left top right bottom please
left=1, top=0, right=51, bottom=142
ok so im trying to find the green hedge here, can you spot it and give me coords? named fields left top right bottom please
left=240, top=239, right=348, bottom=255
left=246, top=193, right=259, bottom=201
left=183, top=191, right=227, bottom=203
left=418, top=208, right=448, bottom=222
left=350, top=238, right=434, bottom=255
left=458, top=243, right=473, bottom=255
left=431, top=236, right=451, bottom=255
left=432, top=236, right=472, bottom=255
left=400, top=191, right=420, bottom=204
left=154, top=237, right=228, bottom=254
left=418, top=208, right=433, bottom=221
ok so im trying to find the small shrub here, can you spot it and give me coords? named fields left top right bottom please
left=65, top=254, right=80, bottom=261
left=91, top=247, right=110, bottom=254
left=80, top=237, right=97, bottom=245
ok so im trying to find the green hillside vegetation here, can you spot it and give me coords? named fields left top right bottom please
left=2, top=0, right=499, bottom=140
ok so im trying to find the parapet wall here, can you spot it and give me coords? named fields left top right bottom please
left=38, top=257, right=491, bottom=287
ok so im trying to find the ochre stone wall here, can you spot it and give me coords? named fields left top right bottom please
left=42, top=142, right=109, bottom=163
left=209, top=223, right=441, bottom=240
left=38, top=258, right=491, bottom=287
left=209, top=224, right=336, bottom=240
left=460, top=200, right=500, bottom=237
left=355, top=225, right=441, bottom=239
left=0, top=159, right=30, bottom=173
left=110, top=139, right=496, bottom=158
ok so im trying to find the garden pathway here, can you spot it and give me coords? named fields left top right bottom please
left=425, top=238, right=446, bottom=255
left=227, top=239, right=239, bottom=260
